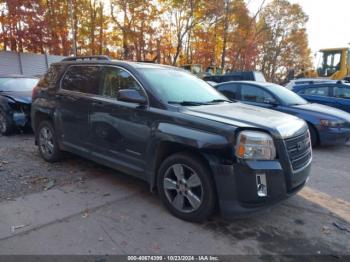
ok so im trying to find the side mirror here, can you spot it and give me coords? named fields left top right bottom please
left=264, top=99, right=279, bottom=106
left=117, top=89, right=147, bottom=105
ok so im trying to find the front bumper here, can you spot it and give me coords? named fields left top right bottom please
left=318, top=127, right=350, bottom=146
left=210, top=158, right=311, bottom=218
left=12, top=112, right=30, bottom=127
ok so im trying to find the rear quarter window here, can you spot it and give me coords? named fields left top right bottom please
left=299, top=86, right=329, bottom=96
left=334, top=86, right=350, bottom=99
left=38, top=64, right=63, bottom=89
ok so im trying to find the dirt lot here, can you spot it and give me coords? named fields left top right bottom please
left=0, top=134, right=349, bottom=256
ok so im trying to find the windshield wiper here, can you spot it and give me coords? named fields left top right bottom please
left=168, top=101, right=208, bottom=106
left=168, top=99, right=233, bottom=106
left=206, top=99, right=233, bottom=103
left=289, top=103, right=307, bottom=106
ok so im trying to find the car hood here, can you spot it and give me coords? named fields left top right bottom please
left=292, top=103, right=350, bottom=122
left=0, top=91, right=32, bottom=104
left=182, top=102, right=306, bottom=139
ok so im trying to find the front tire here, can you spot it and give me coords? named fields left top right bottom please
left=308, top=124, right=318, bottom=147
left=37, top=121, right=61, bottom=162
left=157, top=152, right=216, bottom=222
left=0, top=108, right=14, bottom=135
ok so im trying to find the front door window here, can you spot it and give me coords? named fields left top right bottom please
left=241, top=85, right=276, bottom=104
left=100, top=67, right=142, bottom=99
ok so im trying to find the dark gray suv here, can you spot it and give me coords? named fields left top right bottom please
left=31, top=56, right=312, bottom=222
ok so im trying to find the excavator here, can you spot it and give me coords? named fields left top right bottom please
left=297, top=47, right=350, bottom=81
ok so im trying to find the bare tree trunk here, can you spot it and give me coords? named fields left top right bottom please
left=1, top=11, right=8, bottom=50
left=98, top=3, right=103, bottom=54
left=156, top=39, right=161, bottom=63
left=73, top=1, right=78, bottom=55
left=221, top=1, right=229, bottom=69
left=89, top=0, right=97, bottom=55
left=173, top=40, right=182, bottom=66
left=186, top=30, right=191, bottom=64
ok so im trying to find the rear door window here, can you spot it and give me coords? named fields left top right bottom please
left=300, top=86, right=329, bottom=96
left=61, top=65, right=100, bottom=95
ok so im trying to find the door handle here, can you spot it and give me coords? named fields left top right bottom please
left=66, top=96, right=78, bottom=102
left=92, top=101, right=104, bottom=107
left=56, top=94, right=77, bottom=102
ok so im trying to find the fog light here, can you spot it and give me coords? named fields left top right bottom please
left=256, top=173, right=267, bottom=197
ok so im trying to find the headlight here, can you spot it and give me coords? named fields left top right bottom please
left=320, top=119, right=345, bottom=128
left=235, top=131, right=276, bottom=160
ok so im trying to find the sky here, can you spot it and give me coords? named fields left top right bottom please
left=247, top=0, right=350, bottom=53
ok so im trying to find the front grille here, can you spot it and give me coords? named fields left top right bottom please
left=284, top=131, right=312, bottom=171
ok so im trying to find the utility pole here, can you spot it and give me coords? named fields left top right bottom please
left=68, top=0, right=77, bottom=56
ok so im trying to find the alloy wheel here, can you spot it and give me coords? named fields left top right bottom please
left=0, top=111, right=7, bottom=133
left=39, top=126, right=55, bottom=158
left=163, top=163, right=203, bottom=213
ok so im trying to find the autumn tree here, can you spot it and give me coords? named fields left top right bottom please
left=182, top=1, right=222, bottom=67
left=110, top=0, right=159, bottom=60
left=73, top=0, right=107, bottom=55
left=257, top=0, right=312, bottom=82
left=0, top=0, right=313, bottom=81
left=161, top=0, right=213, bottom=65
left=44, top=0, right=71, bottom=55
left=0, top=0, right=48, bottom=53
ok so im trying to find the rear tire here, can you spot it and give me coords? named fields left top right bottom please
left=37, top=121, right=61, bottom=162
left=157, top=152, right=216, bottom=222
left=308, top=124, right=318, bottom=147
left=0, top=108, right=14, bottom=136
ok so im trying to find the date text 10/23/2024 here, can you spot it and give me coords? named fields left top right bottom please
left=127, top=256, right=219, bottom=261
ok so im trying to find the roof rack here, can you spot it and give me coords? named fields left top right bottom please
left=61, top=55, right=110, bottom=62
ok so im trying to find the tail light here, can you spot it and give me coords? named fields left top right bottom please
left=32, top=86, right=40, bottom=100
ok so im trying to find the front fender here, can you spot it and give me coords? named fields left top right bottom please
left=146, top=122, right=230, bottom=189
left=156, top=123, right=228, bottom=149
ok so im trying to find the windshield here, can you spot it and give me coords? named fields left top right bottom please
left=317, top=50, right=342, bottom=77
left=140, top=68, right=227, bottom=105
left=266, top=83, right=308, bottom=105
left=0, top=78, right=38, bottom=92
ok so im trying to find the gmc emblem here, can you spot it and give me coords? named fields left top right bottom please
left=297, top=140, right=308, bottom=151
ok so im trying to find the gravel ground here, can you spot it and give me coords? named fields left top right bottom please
left=0, top=134, right=113, bottom=201
left=0, top=133, right=350, bottom=256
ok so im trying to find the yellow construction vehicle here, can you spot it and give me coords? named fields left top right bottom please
left=297, top=47, right=350, bottom=81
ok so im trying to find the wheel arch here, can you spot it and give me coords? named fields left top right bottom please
left=305, top=121, right=319, bottom=145
left=149, top=140, right=218, bottom=192
left=33, top=109, right=54, bottom=144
